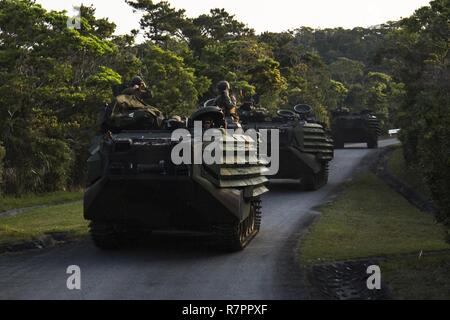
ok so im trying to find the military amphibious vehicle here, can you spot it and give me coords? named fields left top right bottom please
left=330, top=109, right=381, bottom=149
left=84, top=95, right=269, bottom=251
left=239, top=104, right=334, bottom=191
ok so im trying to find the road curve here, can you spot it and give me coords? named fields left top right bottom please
left=0, top=139, right=399, bottom=300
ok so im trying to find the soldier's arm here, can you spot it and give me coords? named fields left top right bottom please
left=121, top=87, right=136, bottom=96
left=223, top=94, right=236, bottom=110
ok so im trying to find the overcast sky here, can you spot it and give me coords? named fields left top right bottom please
left=36, top=0, right=432, bottom=36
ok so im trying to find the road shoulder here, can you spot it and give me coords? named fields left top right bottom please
left=298, top=145, right=450, bottom=299
left=0, top=201, right=88, bottom=254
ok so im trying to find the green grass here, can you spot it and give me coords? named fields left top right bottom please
left=0, top=202, right=88, bottom=246
left=388, top=147, right=431, bottom=199
left=299, top=170, right=450, bottom=299
left=300, top=173, right=449, bottom=265
left=0, top=190, right=83, bottom=213
left=380, top=254, right=450, bottom=300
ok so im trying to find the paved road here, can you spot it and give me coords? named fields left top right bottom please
left=0, top=139, right=399, bottom=300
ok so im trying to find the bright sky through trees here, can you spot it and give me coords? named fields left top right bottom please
left=36, top=0, right=431, bottom=36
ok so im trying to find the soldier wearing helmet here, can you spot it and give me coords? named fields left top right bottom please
left=214, top=81, right=240, bottom=124
left=121, top=76, right=151, bottom=101
left=101, top=76, right=164, bottom=131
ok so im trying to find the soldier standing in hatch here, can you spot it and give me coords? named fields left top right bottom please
left=121, top=76, right=151, bottom=101
left=214, top=81, right=240, bottom=124
left=101, top=76, right=164, bottom=131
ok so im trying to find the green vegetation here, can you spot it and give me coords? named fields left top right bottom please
left=381, top=253, right=450, bottom=300
left=299, top=171, right=450, bottom=299
left=0, top=202, right=87, bottom=246
left=0, top=144, right=4, bottom=190
left=388, top=147, right=431, bottom=199
left=0, top=191, right=83, bottom=213
left=300, top=173, right=449, bottom=265
left=379, top=0, right=450, bottom=226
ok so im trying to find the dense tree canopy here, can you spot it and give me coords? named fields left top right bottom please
left=379, top=0, right=450, bottom=225
left=0, top=0, right=121, bottom=193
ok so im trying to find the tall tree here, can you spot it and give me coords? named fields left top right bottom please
left=0, top=0, right=121, bottom=193
left=380, top=0, right=450, bottom=225
left=126, top=0, right=188, bottom=45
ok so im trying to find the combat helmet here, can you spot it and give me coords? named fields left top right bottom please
left=131, top=76, right=145, bottom=87
left=217, top=81, right=231, bottom=92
